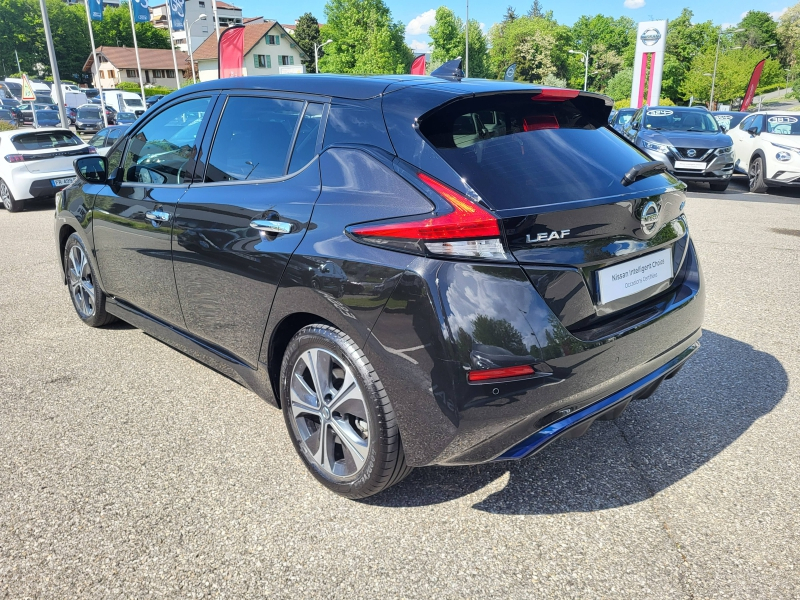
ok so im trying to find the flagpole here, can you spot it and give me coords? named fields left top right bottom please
left=127, top=1, right=147, bottom=106
left=83, top=0, right=108, bottom=128
left=211, top=0, right=220, bottom=40
left=164, top=1, right=182, bottom=89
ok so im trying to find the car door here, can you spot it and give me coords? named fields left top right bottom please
left=92, top=94, right=217, bottom=327
left=172, top=94, right=326, bottom=366
left=734, top=115, right=762, bottom=172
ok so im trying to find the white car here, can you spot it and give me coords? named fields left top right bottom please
left=728, top=110, right=800, bottom=193
left=0, top=127, right=95, bottom=212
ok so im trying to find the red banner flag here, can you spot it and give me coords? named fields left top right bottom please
left=741, top=59, right=766, bottom=111
left=410, top=54, right=426, bottom=75
left=218, top=25, right=245, bottom=79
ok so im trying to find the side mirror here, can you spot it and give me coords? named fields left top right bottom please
left=74, top=155, right=107, bottom=184
left=719, top=123, right=729, bottom=133
left=631, top=121, right=640, bottom=130
left=747, top=126, right=759, bottom=136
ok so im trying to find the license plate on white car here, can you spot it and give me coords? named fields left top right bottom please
left=674, top=160, right=706, bottom=170
left=52, top=177, right=75, bottom=187
left=597, top=248, right=673, bottom=305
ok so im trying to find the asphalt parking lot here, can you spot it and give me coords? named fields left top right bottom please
left=1, top=177, right=798, bottom=598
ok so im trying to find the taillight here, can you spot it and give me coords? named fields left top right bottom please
left=468, top=365, right=535, bottom=383
left=348, top=172, right=506, bottom=260
left=4, top=154, right=24, bottom=163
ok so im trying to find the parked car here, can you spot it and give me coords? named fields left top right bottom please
left=83, top=88, right=99, bottom=99
left=87, top=125, right=127, bottom=156
left=11, top=103, right=53, bottom=127
left=145, top=94, right=166, bottom=108
left=103, top=90, right=146, bottom=117
left=56, top=74, right=704, bottom=498
left=2, top=81, right=22, bottom=100
left=0, top=98, right=21, bottom=109
left=622, top=106, right=734, bottom=191
left=88, top=98, right=117, bottom=124
left=66, top=106, right=77, bottom=125
left=0, top=108, right=16, bottom=127
left=609, top=107, right=636, bottom=133
left=711, top=111, right=749, bottom=133
left=728, top=111, right=800, bottom=193
left=34, top=109, right=62, bottom=127
left=114, top=111, right=137, bottom=125
left=0, top=127, right=95, bottom=212
left=75, top=105, right=105, bottom=133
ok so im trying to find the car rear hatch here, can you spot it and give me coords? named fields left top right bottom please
left=399, top=87, right=692, bottom=341
left=9, top=129, right=93, bottom=173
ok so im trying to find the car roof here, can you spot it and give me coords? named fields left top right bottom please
left=751, top=110, right=800, bottom=115
left=712, top=111, right=747, bottom=115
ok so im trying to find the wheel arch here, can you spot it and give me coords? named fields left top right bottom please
left=57, top=223, right=77, bottom=281
left=750, top=148, right=768, bottom=177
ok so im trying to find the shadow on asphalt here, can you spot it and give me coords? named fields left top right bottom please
left=364, top=331, right=788, bottom=513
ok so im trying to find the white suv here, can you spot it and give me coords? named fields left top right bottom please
left=0, top=128, right=95, bottom=212
left=729, top=111, right=800, bottom=193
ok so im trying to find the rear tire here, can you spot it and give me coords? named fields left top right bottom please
left=64, top=233, right=117, bottom=327
left=280, top=324, right=412, bottom=499
left=748, top=156, right=769, bottom=193
left=709, top=181, right=729, bottom=192
left=0, top=179, right=24, bottom=212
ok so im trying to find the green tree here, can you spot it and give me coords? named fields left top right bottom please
left=428, top=6, right=462, bottom=65
left=319, top=0, right=412, bottom=74
left=488, top=14, right=570, bottom=82
left=92, top=3, right=170, bottom=50
left=777, top=4, right=800, bottom=69
left=736, top=11, right=780, bottom=61
left=294, top=12, right=322, bottom=72
left=661, top=8, right=718, bottom=102
left=605, top=67, right=633, bottom=101
left=681, top=46, right=781, bottom=103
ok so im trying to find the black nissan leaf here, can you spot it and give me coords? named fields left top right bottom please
left=55, top=69, right=704, bottom=498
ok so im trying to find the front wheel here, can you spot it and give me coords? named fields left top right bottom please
left=280, top=324, right=412, bottom=499
left=748, top=157, right=769, bottom=193
left=0, top=179, right=24, bottom=212
left=64, top=233, right=117, bottom=327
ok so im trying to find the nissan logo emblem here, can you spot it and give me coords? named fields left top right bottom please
left=640, top=201, right=660, bottom=234
left=687, top=149, right=697, bottom=158
left=641, top=29, right=661, bottom=46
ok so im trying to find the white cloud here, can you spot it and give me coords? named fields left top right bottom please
left=479, top=22, right=486, bottom=32
left=770, top=7, right=788, bottom=19
left=408, top=39, right=431, bottom=53
left=624, top=0, right=645, bottom=8
left=407, top=9, right=436, bottom=36
left=720, top=22, right=735, bottom=30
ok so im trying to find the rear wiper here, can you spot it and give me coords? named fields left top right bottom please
left=621, top=161, right=668, bottom=186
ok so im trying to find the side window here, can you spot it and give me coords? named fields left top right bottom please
left=88, top=131, right=107, bottom=147
left=107, top=144, right=124, bottom=178
left=205, top=96, right=303, bottom=182
left=740, top=115, right=755, bottom=131
left=122, top=97, right=210, bottom=185
left=288, top=103, right=324, bottom=172
left=106, top=127, right=123, bottom=147
left=753, top=115, right=765, bottom=133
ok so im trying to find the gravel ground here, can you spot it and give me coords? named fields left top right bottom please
left=0, top=178, right=798, bottom=598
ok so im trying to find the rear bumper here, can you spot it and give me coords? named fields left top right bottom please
left=495, top=341, right=699, bottom=461
left=6, top=166, right=76, bottom=200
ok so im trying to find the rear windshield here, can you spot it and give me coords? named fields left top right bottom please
left=418, top=94, right=668, bottom=211
left=77, top=107, right=101, bottom=119
left=12, top=130, right=82, bottom=150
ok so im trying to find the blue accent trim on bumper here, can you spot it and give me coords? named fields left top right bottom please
left=494, top=342, right=700, bottom=461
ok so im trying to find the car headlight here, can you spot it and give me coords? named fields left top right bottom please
left=641, top=139, right=672, bottom=154
left=715, top=146, right=733, bottom=155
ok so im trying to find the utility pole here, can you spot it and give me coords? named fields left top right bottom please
left=165, top=1, right=183, bottom=89
left=38, top=0, right=69, bottom=128
left=211, top=0, right=220, bottom=40
left=15, top=49, right=21, bottom=73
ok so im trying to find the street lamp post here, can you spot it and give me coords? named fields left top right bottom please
left=710, top=28, right=745, bottom=109
left=314, top=39, right=333, bottom=74
left=186, top=14, right=207, bottom=85
left=568, top=49, right=589, bottom=91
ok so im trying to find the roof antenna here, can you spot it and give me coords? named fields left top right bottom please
left=431, top=58, right=464, bottom=81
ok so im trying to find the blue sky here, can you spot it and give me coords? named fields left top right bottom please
left=231, top=0, right=792, bottom=53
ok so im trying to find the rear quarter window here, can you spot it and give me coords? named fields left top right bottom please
left=12, top=130, right=82, bottom=151
left=418, top=94, right=669, bottom=211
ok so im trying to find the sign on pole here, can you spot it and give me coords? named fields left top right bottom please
left=20, top=74, right=36, bottom=101
left=132, top=0, right=149, bottom=22
left=630, top=20, right=668, bottom=108
left=88, top=0, right=103, bottom=21
left=169, top=0, right=185, bottom=31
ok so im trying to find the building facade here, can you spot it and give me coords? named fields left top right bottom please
left=192, top=21, right=308, bottom=82
left=83, top=47, right=189, bottom=89
left=151, top=0, right=243, bottom=53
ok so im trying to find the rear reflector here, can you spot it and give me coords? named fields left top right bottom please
left=468, top=365, right=535, bottom=383
left=348, top=172, right=506, bottom=260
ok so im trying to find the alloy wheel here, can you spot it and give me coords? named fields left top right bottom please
left=289, top=348, right=370, bottom=479
left=0, top=181, right=11, bottom=210
left=749, top=159, right=761, bottom=191
left=67, top=244, right=96, bottom=318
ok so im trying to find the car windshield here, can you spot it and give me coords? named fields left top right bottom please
left=77, top=107, right=101, bottom=119
left=764, top=115, right=800, bottom=135
left=616, top=109, right=635, bottom=124
left=117, top=112, right=135, bottom=120
left=12, top=130, right=82, bottom=150
left=642, top=108, right=719, bottom=132
left=124, top=98, right=144, bottom=107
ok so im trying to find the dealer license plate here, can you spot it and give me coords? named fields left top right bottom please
left=597, top=248, right=673, bottom=305
left=674, top=160, right=706, bottom=170
left=52, top=177, right=75, bottom=187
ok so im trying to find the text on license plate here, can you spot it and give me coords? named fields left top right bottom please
left=674, top=160, right=706, bottom=170
left=597, top=248, right=673, bottom=305
left=52, top=177, right=75, bottom=187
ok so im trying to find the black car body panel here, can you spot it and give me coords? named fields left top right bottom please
left=55, top=75, right=704, bottom=471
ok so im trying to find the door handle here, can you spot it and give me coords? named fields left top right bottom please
left=250, top=219, right=293, bottom=235
left=145, top=210, right=171, bottom=223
